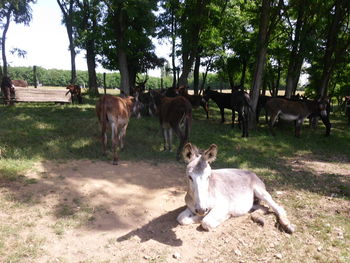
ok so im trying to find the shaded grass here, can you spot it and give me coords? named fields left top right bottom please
left=1, top=93, right=350, bottom=195
left=0, top=90, right=349, bottom=262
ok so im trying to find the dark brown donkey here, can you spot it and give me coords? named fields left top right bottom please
left=265, top=97, right=331, bottom=137
left=150, top=90, right=192, bottom=160
left=96, top=94, right=142, bottom=165
left=177, top=86, right=209, bottom=119
left=1, top=76, right=15, bottom=105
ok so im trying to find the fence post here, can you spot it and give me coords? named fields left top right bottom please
left=33, top=65, right=37, bottom=88
left=103, top=72, right=106, bottom=94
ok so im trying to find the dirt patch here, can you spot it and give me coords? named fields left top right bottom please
left=1, top=159, right=349, bottom=263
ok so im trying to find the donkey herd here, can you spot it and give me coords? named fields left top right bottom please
left=2, top=75, right=349, bottom=233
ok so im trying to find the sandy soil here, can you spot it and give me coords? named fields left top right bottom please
left=1, top=158, right=349, bottom=263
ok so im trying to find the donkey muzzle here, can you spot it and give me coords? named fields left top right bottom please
left=195, top=207, right=209, bottom=216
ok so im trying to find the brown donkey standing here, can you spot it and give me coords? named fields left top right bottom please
left=96, top=94, right=142, bottom=165
left=150, top=90, right=192, bottom=160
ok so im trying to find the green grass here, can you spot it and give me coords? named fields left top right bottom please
left=1, top=91, right=350, bottom=194
left=0, top=89, right=349, bottom=262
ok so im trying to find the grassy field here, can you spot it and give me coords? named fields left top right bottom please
left=0, top=87, right=349, bottom=262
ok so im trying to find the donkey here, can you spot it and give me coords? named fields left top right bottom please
left=11, top=79, right=28, bottom=87
left=265, top=97, right=331, bottom=137
left=203, top=88, right=251, bottom=137
left=177, top=143, right=295, bottom=234
left=1, top=76, right=15, bottom=105
left=96, top=94, right=142, bottom=165
left=149, top=90, right=192, bottom=160
left=231, top=90, right=252, bottom=137
left=178, top=85, right=209, bottom=119
left=203, top=87, right=232, bottom=124
left=66, top=84, right=83, bottom=104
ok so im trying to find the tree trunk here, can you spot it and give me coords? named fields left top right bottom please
left=57, top=0, right=77, bottom=84
left=319, top=0, right=343, bottom=97
left=249, top=0, right=271, bottom=129
left=200, top=57, right=212, bottom=93
left=86, top=40, right=98, bottom=95
left=68, top=26, right=77, bottom=84
left=193, top=52, right=200, bottom=94
left=285, top=2, right=305, bottom=98
left=239, top=58, right=247, bottom=87
left=178, top=0, right=206, bottom=87
left=178, top=49, right=195, bottom=87
left=115, top=6, right=130, bottom=95
left=171, top=10, right=177, bottom=88
left=118, top=49, right=130, bottom=95
left=1, top=10, right=11, bottom=76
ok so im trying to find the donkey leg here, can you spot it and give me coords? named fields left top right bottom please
left=201, top=207, right=230, bottom=231
left=173, top=126, right=184, bottom=160
left=294, top=119, right=303, bottom=138
left=119, top=124, right=128, bottom=150
left=162, top=127, right=168, bottom=151
left=242, top=115, right=248, bottom=137
left=101, top=130, right=107, bottom=156
left=268, top=113, right=278, bottom=136
left=168, top=129, right=173, bottom=152
left=220, top=107, right=225, bottom=123
left=177, top=208, right=202, bottom=225
left=320, top=114, right=331, bottom=136
left=111, top=122, right=119, bottom=165
left=254, top=186, right=295, bottom=234
left=232, top=109, right=236, bottom=128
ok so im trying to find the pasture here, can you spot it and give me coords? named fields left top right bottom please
left=0, top=87, right=349, bottom=263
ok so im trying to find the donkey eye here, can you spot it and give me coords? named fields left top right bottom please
left=188, top=176, right=193, bottom=181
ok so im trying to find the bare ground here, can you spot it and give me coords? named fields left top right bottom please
left=0, top=158, right=349, bottom=263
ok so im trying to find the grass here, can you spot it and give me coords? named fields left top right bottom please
left=0, top=87, right=349, bottom=262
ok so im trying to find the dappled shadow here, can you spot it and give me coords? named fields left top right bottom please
left=1, top=99, right=350, bottom=237
left=117, top=207, right=184, bottom=246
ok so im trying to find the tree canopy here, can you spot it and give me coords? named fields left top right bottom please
left=2, top=0, right=350, bottom=99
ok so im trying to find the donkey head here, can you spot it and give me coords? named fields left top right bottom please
left=131, top=92, right=142, bottom=119
left=182, top=143, right=217, bottom=216
left=148, top=90, right=163, bottom=116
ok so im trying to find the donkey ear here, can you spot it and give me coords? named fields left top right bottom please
left=203, top=144, right=217, bottom=163
left=182, top=143, right=199, bottom=163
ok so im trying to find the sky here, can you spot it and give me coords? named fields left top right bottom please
left=6, top=0, right=169, bottom=76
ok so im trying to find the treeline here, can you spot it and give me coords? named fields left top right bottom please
left=7, top=66, right=229, bottom=90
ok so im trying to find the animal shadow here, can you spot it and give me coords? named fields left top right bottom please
left=117, top=207, right=185, bottom=246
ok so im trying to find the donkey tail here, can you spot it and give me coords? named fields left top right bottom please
left=99, top=96, right=108, bottom=133
left=245, top=95, right=253, bottom=113
left=184, top=111, right=192, bottom=143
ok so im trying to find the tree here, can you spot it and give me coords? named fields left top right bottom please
left=0, top=0, right=36, bottom=77
left=158, top=0, right=181, bottom=88
left=101, top=0, right=161, bottom=95
left=318, top=0, right=350, bottom=97
left=249, top=0, right=283, bottom=128
left=177, top=0, right=212, bottom=87
left=74, top=0, right=104, bottom=95
left=57, top=0, right=78, bottom=84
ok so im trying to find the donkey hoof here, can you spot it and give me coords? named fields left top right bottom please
left=284, top=224, right=296, bottom=234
